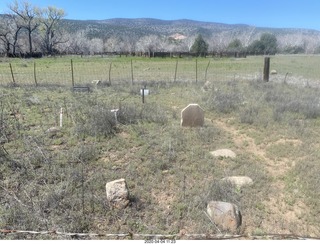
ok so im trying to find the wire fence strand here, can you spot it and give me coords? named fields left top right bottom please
left=0, top=229, right=319, bottom=240
left=1, top=55, right=320, bottom=88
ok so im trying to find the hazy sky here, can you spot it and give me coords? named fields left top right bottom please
left=1, top=0, right=320, bottom=30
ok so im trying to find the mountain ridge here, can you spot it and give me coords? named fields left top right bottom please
left=57, top=17, right=320, bottom=53
left=64, top=17, right=320, bottom=34
left=1, top=14, right=320, bottom=54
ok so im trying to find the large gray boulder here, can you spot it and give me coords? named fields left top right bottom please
left=106, top=178, right=129, bottom=209
left=207, top=201, right=242, bottom=232
left=181, top=104, right=204, bottom=127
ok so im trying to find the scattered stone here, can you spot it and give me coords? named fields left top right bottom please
left=210, top=149, right=236, bottom=159
left=181, top=104, right=204, bottom=127
left=46, top=127, right=61, bottom=138
left=26, top=96, right=41, bottom=106
left=106, top=178, right=129, bottom=209
left=270, top=70, right=277, bottom=75
left=92, top=80, right=101, bottom=85
left=202, top=80, right=213, bottom=91
left=221, top=176, right=253, bottom=188
left=207, top=201, right=242, bottom=232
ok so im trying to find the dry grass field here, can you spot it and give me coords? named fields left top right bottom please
left=1, top=55, right=320, bottom=240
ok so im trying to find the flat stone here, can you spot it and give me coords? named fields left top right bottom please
left=92, top=80, right=101, bottom=85
left=26, top=96, right=41, bottom=105
left=270, top=70, right=277, bottom=75
left=210, top=149, right=236, bottom=158
left=221, top=176, right=253, bottom=188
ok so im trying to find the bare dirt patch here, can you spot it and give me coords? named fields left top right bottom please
left=273, top=138, right=303, bottom=147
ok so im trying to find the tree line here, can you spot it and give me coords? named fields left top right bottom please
left=0, top=0, right=319, bottom=58
left=0, top=0, right=65, bottom=57
left=178, top=33, right=277, bottom=57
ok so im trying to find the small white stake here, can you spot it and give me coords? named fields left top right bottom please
left=111, top=109, right=119, bottom=124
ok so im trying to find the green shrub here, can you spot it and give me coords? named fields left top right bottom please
left=264, top=86, right=320, bottom=120
left=239, top=106, right=259, bottom=124
left=72, top=103, right=117, bottom=138
left=207, top=89, right=243, bottom=114
left=204, top=180, right=241, bottom=205
left=118, top=102, right=168, bottom=125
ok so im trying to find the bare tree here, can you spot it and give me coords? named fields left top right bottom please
left=136, top=35, right=162, bottom=56
left=0, top=16, right=14, bottom=56
left=242, top=26, right=257, bottom=47
left=121, top=35, right=137, bottom=55
left=0, top=14, right=23, bottom=56
left=103, top=36, right=122, bottom=53
left=277, top=32, right=305, bottom=50
left=9, top=0, right=40, bottom=54
left=180, top=35, right=196, bottom=52
left=38, top=6, right=66, bottom=55
left=209, top=32, right=232, bottom=53
left=88, top=38, right=103, bottom=54
left=61, top=31, right=90, bottom=54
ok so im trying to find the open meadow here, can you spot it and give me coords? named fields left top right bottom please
left=1, top=55, right=320, bottom=239
left=1, top=55, right=320, bottom=86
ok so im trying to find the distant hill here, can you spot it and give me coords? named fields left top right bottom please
left=1, top=15, right=320, bottom=54
left=66, top=17, right=319, bottom=36
left=60, top=17, right=320, bottom=39
left=59, top=18, right=320, bottom=53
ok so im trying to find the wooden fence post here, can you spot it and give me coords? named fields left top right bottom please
left=174, top=59, right=178, bottom=82
left=142, top=87, right=145, bottom=104
left=108, top=62, right=112, bottom=84
left=205, top=60, right=211, bottom=81
left=131, top=59, right=134, bottom=85
left=9, top=63, right=16, bottom=85
left=34, top=62, right=38, bottom=86
left=195, top=59, right=198, bottom=83
left=263, top=57, right=270, bottom=82
left=71, top=59, right=74, bottom=87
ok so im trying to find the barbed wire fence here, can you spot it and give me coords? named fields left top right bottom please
left=1, top=55, right=320, bottom=88
left=0, top=229, right=319, bottom=240
left=0, top=56, right=266, bottom=87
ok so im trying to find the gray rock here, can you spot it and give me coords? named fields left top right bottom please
left=270, top=70, right=277, bottom=75
left=46, top=127, right=61, bottom=138
left=181, top=104, right=204, bottom=127
left=92, top=80, right=101, bottom=85
left=207, top=201, right=242, bottom=232
left=106, top=178, right=129, bottom=209
left=210, top=149, right=236, bottom=159
left=26, top=96, right=41, bottom=105
left=221, top=176, right=253, bottom=188
left=202, top=80, right=213, bottom=92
